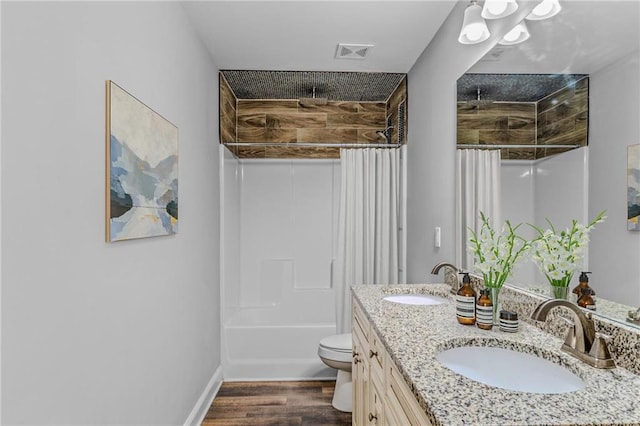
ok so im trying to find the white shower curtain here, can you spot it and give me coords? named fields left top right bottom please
left=455, top=149, right=502, bottom=272
left=335, top=148, right=400, bottom=334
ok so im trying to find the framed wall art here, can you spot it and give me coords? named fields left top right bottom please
left=105, top=81, right=178, bottom=242
left=628, top=144, right=640, bottom=231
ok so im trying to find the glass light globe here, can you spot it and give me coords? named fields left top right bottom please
left=533, top=0, right=554, bottom=16
left=487, top=1, right=508, bottom=15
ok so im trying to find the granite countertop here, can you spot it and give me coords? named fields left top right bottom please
left=352, top=284, right=640, bottom=425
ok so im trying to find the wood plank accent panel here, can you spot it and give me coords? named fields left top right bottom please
left=297, top=128, right=358, bottom=143
left=386, top=77, right=408, bottom=145
left=457, top=101, right=536, bottom=160
left=265, top=146, right=340, bottom=159
left=203, top=381, right=352, bottom=426
left=237, top=100, right=298, bottom=113
left=537, top=77, right=588, bottom=160
left=297, top=102, right=359, bottom=114
left=456, top=77, right=588, bottom=160
left=233, top=99, right=387, bottom=159
left=266, top=113, right=327, bottom=129
left=326, top=112, right=386, bottom=128
left=219, top=72, right=408, bottom=159
left=219, top=74, right=237, bottom=144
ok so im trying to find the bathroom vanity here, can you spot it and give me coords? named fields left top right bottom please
left=351, top=284, right=640, bottom=425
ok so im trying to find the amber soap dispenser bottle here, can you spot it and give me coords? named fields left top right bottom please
left=456, top=272, right=476, bottom=325
left=476, top=289, right=493, bottom=330
left=572, top=271, right=595, bottom=302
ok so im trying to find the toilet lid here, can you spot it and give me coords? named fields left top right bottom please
left=319, top=333, right=352, bottom=352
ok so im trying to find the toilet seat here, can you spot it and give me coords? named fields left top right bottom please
left=318, top=333, right=352, bottom=364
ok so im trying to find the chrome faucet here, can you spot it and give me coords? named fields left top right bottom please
left=531, top=299, right=615, bottom=369
left=431, top=262, right=461, bottom=294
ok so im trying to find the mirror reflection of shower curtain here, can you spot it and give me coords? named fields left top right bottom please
left=335, top=148, right=400, bottom=334
left=455, top=149, right=502, bottom=271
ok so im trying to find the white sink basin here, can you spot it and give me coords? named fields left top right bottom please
left=382, top=294, right=447, bottom=305
left=436, top=346, right=585, bottom=394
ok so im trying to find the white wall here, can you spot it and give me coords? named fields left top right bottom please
left=406, top=2, right=537, bottom=282
left=589, top=50, right=640, bottom=305
left=501, top=148, right=589, bottom=288
left=1, top=2, right=220, bottom=424
left=500, top=161, right=536, bottom=285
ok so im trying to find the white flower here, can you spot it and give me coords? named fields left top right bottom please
left=529, top=211, right=605, bottom=287
left=468, top=212, right=530, bottom=288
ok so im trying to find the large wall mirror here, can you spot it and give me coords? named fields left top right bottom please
left=456, top=0, right=640, bottom=328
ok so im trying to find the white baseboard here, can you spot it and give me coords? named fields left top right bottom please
left=184, top=365, right=223, bottom=426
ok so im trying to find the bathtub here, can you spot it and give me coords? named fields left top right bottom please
left=222, top=306, right=338, bottom=381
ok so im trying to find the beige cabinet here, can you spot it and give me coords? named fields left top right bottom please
left=352, top=299, right=432, bottom=426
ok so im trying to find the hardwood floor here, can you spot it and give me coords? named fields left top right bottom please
left=202, top=380, right=352, bottom=426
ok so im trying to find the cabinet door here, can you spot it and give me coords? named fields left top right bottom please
left=368, top=379, right=384, bottom=425
left=386, top=353, right=432, bottom=426
left=368, top=329, right=385, bottom=425
left=352, top=321, right=369, bottom=425
left=385, top=380, right=413, bottom=425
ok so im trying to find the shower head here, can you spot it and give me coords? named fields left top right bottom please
left=376, top=126, right=394, bottom=143
left=299, top=86, right=328, bottom=107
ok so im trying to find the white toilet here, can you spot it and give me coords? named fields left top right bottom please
left=318, top=333, right=353, bottom=412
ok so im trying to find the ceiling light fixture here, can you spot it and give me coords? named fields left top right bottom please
left=481, top=0, right=518, bottom=20
left=458, top=0, right=491, bottom=45
left=525, top=0, right=562, bottom=20
left=498, top=21, right=530, bottom=45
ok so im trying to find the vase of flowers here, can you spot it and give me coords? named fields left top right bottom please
left=468, top=212, right=531, bottom=324
left=530, top=211, right=606, bottom=300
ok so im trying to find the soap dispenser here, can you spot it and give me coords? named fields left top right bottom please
left=456, top=272, right=476, bottom=325
left=572, top=272, right=595, bottom=303
left=476, top=289, right=493, bottom=330
left=577, top=287, right=596, bottom=310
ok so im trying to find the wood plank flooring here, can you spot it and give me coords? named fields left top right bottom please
left=202, top=380, right=352, bottom=426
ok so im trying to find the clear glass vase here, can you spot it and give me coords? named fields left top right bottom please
left=550, top=285, right=569, bottom=300
left=489, top=286, right=501, bottom=325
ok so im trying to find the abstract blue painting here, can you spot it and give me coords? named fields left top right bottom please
left=106, top=81, right=178, bottom=242
left=629, top=144, right=640, bottom=231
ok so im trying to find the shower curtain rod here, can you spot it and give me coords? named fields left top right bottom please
left=225, top=142, right=402, bottom=149
left=457, top=144, right=581, bottom=150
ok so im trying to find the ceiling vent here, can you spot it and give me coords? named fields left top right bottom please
left=479, top=46, right=512, bottom=62
left=335, top=43, right=374, bottom=60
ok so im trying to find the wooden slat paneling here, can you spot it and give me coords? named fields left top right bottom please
left=238, top=100, right=298, bottom=114
left=358, top=102, right=386, bottom=113
left=297, top=128, right=358, bottom=143
left=265, top=146, right=340, bottom=159
left=266, top=113, right=327, bottom=129
left=386, top=77, right=408, bottom=145
left=297, top=102, right=358, bottom=114
left=326, top=112, right=386, bottom=129
left=237, top=113, right=266, bottom=129
left=358, top=129, right=388, bottom=144
left=219, top=74, right=237, bottom=143
left=220, top=74, right=410, bottom=158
